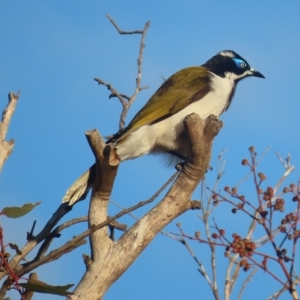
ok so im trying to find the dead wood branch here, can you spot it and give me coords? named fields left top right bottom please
left=14, top=169, right=178, bottom=279
left=94, top=15, right=150, bottom=128
left=0, top=203, right=73, bottom=281
left=69, top=114, right=223, bottom=300
left=0, top=92, right=20, bottom=172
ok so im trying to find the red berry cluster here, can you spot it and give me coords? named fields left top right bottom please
left=283, top=183, right=297, bottom=194
left=211, top=229, right=225, bottom=240
left=280, top=212, right=300, bottom=240
left=239, top=258, right=251, bottom=271
left=283, top=183, right=300, bottom=202
left=273, top=198, right=285, bottom=211
left=263, top=186, right=274, bottom=201
left=283, top=212, right=297, bottom=223
left=227, top=233, right=256, bottom=258
left=259, top=186, right=285, bottom=212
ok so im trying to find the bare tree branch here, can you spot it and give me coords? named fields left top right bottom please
left=162, top=231, right=217, bottom=296
left=69, top=114, right=223, bottom=300
left=94, top=15, right=150, bottom=128
left=94, top=78, right=127, bottom=107
left=0, top=203, right=73, bottom=281
left=237, top=267, right=258, bottom=300
left=0, top=92, right=20, bottom=172
left=34, top=217, right=88, bottom=260
left=13, top=130, right=179, bottom=281
left=15, top=239, right=87, bottom=278
left=106, top=14, right=144, bottom=34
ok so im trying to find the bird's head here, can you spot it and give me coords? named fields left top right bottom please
left=202, top=50, right=265, bottom=81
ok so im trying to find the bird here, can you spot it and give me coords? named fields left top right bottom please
left=62, top=50, right=264, bottom=205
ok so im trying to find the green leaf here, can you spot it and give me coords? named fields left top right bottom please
left=19, top=279, right=74, bottom=296
left=1, top=202, right=41, bottom=218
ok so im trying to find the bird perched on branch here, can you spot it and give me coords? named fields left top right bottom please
left=63, top=50, right=264, bottom=205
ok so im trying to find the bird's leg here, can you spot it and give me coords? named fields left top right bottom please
left=167, top=150, right=186, bottom=171
left=167, top=150, right=212, bottom=172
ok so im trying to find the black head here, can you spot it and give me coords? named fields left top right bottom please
left=202, top=50, right=265, bottom=81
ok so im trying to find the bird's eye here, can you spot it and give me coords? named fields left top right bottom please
left=233, top=58, right=247, bottom=70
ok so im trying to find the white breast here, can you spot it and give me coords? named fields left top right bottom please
left=116, top=73, right=235, bottom=161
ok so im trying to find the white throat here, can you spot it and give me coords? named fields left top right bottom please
left=116, top=73, right=235, bottom=161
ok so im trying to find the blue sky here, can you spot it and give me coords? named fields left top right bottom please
left=1, top=1, right=300, bottom=299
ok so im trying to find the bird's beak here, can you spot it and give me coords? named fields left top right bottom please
left=249, top=68, right=265, bottom=78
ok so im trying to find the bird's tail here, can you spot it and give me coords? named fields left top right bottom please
left=62, top=164, right=96, bottom=205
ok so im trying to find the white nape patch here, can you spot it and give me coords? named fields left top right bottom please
left=219, top=50, right=235, bottom=58
left=116, top=72, right=235, bottom=161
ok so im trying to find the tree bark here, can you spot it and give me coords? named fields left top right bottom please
left=69, top=114, right=223, bottom=300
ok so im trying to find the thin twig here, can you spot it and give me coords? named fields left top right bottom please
left=15, top=171, right=179, bottom=277
left=109, top=93, right=131, bottom=100
left=111, top=198, right=212, bottom=289
left=273, top=152, right=295, bottom=196
left=106, top=14, right=144, bottom=34
left=289, top=199, right=300, bottom=284
left=95, top=15, right=150, bottom=128
left=94, top=78, right=127, bottom=107
left=162, top=232, right=217, bottom=289
left=196, top=152, right=226, bottom=300
left=254, top=227, right=281, bottom=247
left=2, top=203, right=73, bottom=280
left=110, top=200, right=139, bottom=220
left=267, top=286, right=287, bottom=300
left=119, top=19, right=150, bottom=127
left=35, top=216, right=88, bottom=260
left=225, top=254, right=239, bottom=300
left=237, top=267, right=258, bottom=300
left=228, top=261, right=241, bottom=296
left=112, top=199, right=210, bottom=289
left=235, top=146, right=271, bottom=188
left=247, top=256, right=288, bottom=288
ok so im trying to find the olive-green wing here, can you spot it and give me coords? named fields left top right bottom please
left=118, top=66, right=211, bottom=141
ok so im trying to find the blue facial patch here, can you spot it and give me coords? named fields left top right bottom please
left=232, top=58, right=247, bottom=69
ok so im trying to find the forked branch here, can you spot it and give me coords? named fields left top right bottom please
left=70, top=114, right=223, bottom=300
left=94, top=15, right=150, bottom=128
